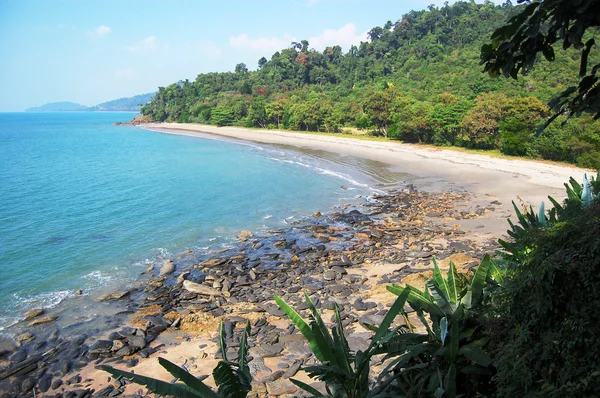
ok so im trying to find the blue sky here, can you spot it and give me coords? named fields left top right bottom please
left=0, top=0, right=495, bottom=111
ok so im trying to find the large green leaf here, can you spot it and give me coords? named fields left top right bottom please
left=447, top=262, right=458, bottom=304
left=305, top=292, right=340, bottom=367
left=443, top=363, right=457, bottom=398
left=275, top=295, right=324, bottom=363
left=290, top=378, right=326, bottom=397
left=237, top=321, right=251, bottom=378
left=370, top=287, right=410, bottom=349
left=387, top=284, right=442, bottom=316
left=332, top=304, right=352, bottom=376
left=470, top=254, right=492, bottom=307
left=213, top=361, right=251, bottom=398
left=99, top=364, right=204, bottom=398
left=426, top=280, right=453, bottom=316
left=158, top=358, right=220, bottom=398
left=487, top=257, right=504, bottom=284
left=432, top=258, right=450, bottom=302
left=458, top=344, right=492, bottom=367
left=219, top=322, right=228, bottom=363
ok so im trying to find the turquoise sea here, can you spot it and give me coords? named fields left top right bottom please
left=0, top=112, right=394, bottom=331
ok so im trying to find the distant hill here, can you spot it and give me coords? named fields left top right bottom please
left=87, top=92, right=155, bottom=112
left=26, top=92, right=155, bottom=112
left=26, top=102, right=88, bottom=112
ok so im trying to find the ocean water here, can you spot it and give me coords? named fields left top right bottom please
left=0, top=112, right=385, bottom=330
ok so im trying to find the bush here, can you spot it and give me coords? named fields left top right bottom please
left=494, top=175, right=600, bottom=397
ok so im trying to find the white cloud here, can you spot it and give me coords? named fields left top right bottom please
left=229, top=23, right=366, bottom=58
left=114, top=68, right=136, bottom=79
left=229, top=33, right=297, bottom=54
left=89, top=25, right=111, bottom=39
left=309, top=23, right=368, bottom=51
left=126, top=36, right=160, bottom=53
left=196, top=40, right=222, bottom=59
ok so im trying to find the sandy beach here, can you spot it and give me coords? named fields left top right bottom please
left=147, top=122, right=591, bottom=236
left=1, top=122, right=593, bottom=397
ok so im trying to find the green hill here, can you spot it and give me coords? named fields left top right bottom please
left=140, top=1, right=599, bottom=168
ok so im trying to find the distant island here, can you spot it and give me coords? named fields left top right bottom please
left=26, top=92, right=155, bottom=112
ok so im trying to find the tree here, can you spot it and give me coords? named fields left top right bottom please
left=481, top=0, right=600, bottom=124
left=364, top=90, right=394, bottom=137
left=258, top=57, right=267, bottom=69
left=235, top=63, right=248, bottom=74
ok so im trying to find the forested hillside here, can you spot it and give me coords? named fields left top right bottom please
left=141, top=1, right=600, bottom=168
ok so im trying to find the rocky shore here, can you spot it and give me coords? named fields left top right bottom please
left=0, top=186, right=502, bottom=397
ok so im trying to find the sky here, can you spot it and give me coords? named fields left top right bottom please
left=0, top=0, right=496, bottom=111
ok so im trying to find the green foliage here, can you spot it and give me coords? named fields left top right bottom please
left=275, top=290, right=415, bottom=397
left=139, top=1, right=600, bottom=166
left=481, top=0, right=600, bottom=123
left=99, top=321, right=252, bottom=398
left=385, top=256, right=502, bottom=398
left=493, top=178, right=600, bottom=397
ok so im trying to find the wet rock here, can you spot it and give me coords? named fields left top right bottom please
left=97, top=290, right=130, bottom=302
left=183, top=280, right=222, bottom=296
left=71, top=335, right=86, bottom=347
left=23, top=308, right=45, bottom=321
left=28, top=315, right=57, bottom=326
left=15, top=332, right=35, bottom=343
left=238, top=230, right=253, bottom=241
left=159, top=260, right=175, bottom=276
left=9, top=349, right=28, bottom=363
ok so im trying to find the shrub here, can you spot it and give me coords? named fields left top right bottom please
left=494, top=173, right=600, bottom=397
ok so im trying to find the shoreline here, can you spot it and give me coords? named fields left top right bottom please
left=0, top=122, right=591, bottom=396
left=146, top=122, right=591, bottom=237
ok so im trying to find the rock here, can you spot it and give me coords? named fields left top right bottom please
left=126, top=358, right=138, bottom=368
left=115, top=346, right=134, bottom=357
left=266, top=379, right=297, bottom=396
left=313, top=211, right=321, bottom=217
left=127, top=335, right=146, bottom=350
left=75, top=289, right=83, bottom=295
left=28, top=315, right=57, bottom=326
left=111, top=339, right=126, bottom=351
left=23, top=308, right=45, bottom=321
left=183, top=280, right=222, bottom=296
left=88, top=340, right=113, bottom=354
left=51, top=379, right=63, bottom=390
left=354, top=298, right=368, bottom=311
left=15, top=332, right=35, bottom=343
left=39, top=374, right=53, bottom=393
left=238, top=230, right=254, bottom=241
left=282, top=360, right=302, bottom=379
left=323, top=270, right=337, bottom=281
left=21, top=377, right=35, bottom=392
left=59, top=358, right=71, bottom=374
left=331, top=266, right=347, bottom=275
left=97, top=290, right=130, bottom=302
left=9, top=350, right=28, bottom=363
left=261, top=370, right=284, bottom=383
left=176, top=271, right=190, bottom=285
left=159, top=260, right=175, bottom=276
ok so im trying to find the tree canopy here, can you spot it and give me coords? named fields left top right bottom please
left=141, top=1, right=600, bottom=169
left=481, top=0, right=600, bottom=123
